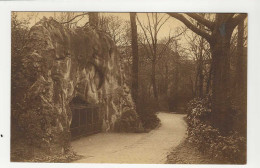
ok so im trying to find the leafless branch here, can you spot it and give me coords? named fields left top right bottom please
left=186, top=13, right=214, bottom=30
left=230, top=13, right=247, bottom=29
left=167, top=13, right=212, bottom=43
left=136, top=15, right=154, bottom=55
left=61, top=12, right=88, bottom=24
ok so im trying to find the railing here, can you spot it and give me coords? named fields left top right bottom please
left=70, top=105, right=102, bottom=140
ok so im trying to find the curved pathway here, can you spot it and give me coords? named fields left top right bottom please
left=71, top=112, right=186, bottom=164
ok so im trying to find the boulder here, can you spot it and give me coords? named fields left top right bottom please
left=13, top=17, right=142, bottom=153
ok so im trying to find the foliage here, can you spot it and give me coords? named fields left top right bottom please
left=11, top=14, right=73, bottom=151
left=137, top=98, right=160, bottom=130
left=99, top=15, right=131, bottom=46
left=167, top=139, right=226, bottom=164
left=11, top=12, right=32, bottom=141
left=186, top=97, right=246, bottom=164
left=139, top=111, right=160, bottom=130
left=12, top=15, right=51, bottom=148
left=17, top=95, right=67, bottom=149
left=114, top=110, right=144, bottom=132
left=11, top=138, right=81, bottom=162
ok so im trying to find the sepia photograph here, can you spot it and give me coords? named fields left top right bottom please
left=9, top=11, right=248, bottom=164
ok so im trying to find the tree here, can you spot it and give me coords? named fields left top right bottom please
left=99, top=15, right=130, bottom=46
left=59, top=12, right=88, bottom=28
left=136, top=13, right=172, bottom=101
left=235, top=20, right=246, bottom=93
left=89, top=12, right=99, bottom=28
left=234, top=19, right=247, bottom=137
left=11, top=12, right=32, bottom=141
left=168, top=13, right=247, bottom=134
left=183, top=22, right=211, bottom=97
left=130, top=12, right=139, bottom=106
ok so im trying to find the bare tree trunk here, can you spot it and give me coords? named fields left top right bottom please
left=173, top=50, right=180, bottom=108
left=198, top=62, right=204, bottom=97
left=206, top=62, right=212, bottom=94
left=174, top=42, right=180, bottom=96
left=195, top=60, right=204, bottom=97
left=198, top=38, right=204, bottom=97
left=130, top=13, right=139, bottom=106
left=151, top=59, right=158, bottom=100
left=189, top=76, right=194, bottom=97
left=195, top=69, right=198, bottom=96
left=136, top=13, right=170, bottom=102
left=165, top=64, right=169, bottom=95
left=89, top=12, right=99, bottom=28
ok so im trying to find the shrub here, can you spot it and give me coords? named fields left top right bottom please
left=186, top=97, right=246, bottom=164
left=139, top=111, right=160, bottom=130
left=137, top=98, right=160, bottom=130
left=114, top=110, right=144, bottom=133
left=138, top=100, right=160, bottom=130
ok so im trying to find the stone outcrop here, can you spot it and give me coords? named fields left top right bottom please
left=14, top=17, right=142, bottom=153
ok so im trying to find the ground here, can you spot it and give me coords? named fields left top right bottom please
left=166, top=140, right=227, bottom=164
left=71, top=112, right=186, bottom=164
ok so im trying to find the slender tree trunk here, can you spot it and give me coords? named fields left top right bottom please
left=172, top=42, right=180, bottom=110
left=130, top=13, right=139, bottom=106
left=195, top=69, right=198, bottom=96
left=196, top=60, right=204, bottom=97
left=198, top=63, right=204, bottom=97
left=151, top=58, right=158, bottom=100
left=198, top=38, right=204, bottom=97
left=165, top=64, right=169, bottom=95
left=174, top=63, right=179, bottom=96
left=173, top=52, right=180, bottom=104
left=190, top=76, right=194, bottom=97
left=206, top=62, right=212, bottom=94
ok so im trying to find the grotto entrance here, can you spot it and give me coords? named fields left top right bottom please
left=69, top=96, right=102, bottom=139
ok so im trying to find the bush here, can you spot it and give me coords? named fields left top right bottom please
left=139, top=111, right=160, bottom=130
left=137, top=98, right=160, bottom=130
left=186, top=97, right=246, bottom=164
left=114, top=110, right=144, bottom=133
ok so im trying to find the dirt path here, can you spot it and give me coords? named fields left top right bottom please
left=71, top=112, right=186, bottom=164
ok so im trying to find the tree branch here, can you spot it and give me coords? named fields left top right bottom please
left=137, top=15, right=154, bottom=55
left=138, top=39, right=152, bottom=60
left=157, top=15, right=171, bottom=33
left=146, top=14, right=155, bottom=48
left=186, top=13, right=214, bottom=30
left=167, top=13, right=212, bottom=43
left=61, top=13, right=88, bottom=24
left=230, top=13, right=247, bottom=29
left=225, top=13, right=235, bottom=22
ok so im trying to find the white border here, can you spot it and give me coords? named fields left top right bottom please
left=1, top=0, right=260, bottom=168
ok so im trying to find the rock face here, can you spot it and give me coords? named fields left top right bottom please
left=14, top=17, right=142, bottom=153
